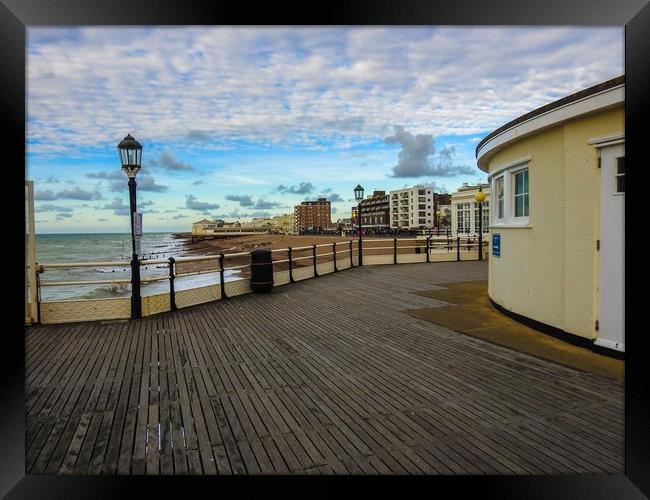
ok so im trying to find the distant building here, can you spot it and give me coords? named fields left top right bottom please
left=269, top=213, right=295, bottom=234
left=389, top=185, right=450, bottom=229
left=334, top=217, right=352, bottom=235
left=450, top=183, right=491, bottom=235
left=191, top=219, right=218, bottom=236
left=240, top=217, right=272, bottom=230
left=434, top=193, right=452, bottom=222
left=294, top=198, right=332, bottom=232
left=238, top=213, right=295, bottom=234
left=438, top=204, right=452, bottom=229
left=191, top=218, right=243, bottom=239
left=351, top=206, right=358, bottom=226
left=359, top=190, right=390, bottom=231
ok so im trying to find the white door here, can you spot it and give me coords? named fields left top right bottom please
left=597, top=143, right=625, bottom=352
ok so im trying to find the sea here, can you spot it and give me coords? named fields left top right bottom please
left=34, top=233, right=240, bottom=301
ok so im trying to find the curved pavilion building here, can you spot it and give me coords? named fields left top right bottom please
left=476, top=76, right=624, bottom=353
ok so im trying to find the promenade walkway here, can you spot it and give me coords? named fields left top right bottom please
left=25, top=261, right=624, bottom=474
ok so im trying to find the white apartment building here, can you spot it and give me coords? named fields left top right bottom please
left=451, top=183, right=491, bottom=235
left=389, top=185, right=435, bottom=229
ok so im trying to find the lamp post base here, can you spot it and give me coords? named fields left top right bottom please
left=131, top=255, right=141, bottom=319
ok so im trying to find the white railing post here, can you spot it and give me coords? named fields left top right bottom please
left=26, top=181, right=39, bottom=324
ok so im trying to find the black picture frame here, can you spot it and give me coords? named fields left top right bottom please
left=3, top=1, right=648, bottom=497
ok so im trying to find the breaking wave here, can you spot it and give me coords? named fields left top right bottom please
left=77, top=283, right=131, bottom=299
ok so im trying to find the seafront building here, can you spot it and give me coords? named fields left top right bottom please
left=450, top=183, right=491, bottom=235
left=388, top=185, right=450, bottom=230
left=476, top=75, right=624, bottom=352
left=191, top=219, right=244, bottom=238
left=269, top=213, right=296, bottom=234
left=358, top=190, right=390, bottom=232
left=240, top=213, right=295, bottom=234
left=351, top=206, right=358, bottom=226
left=335, top=217, right=353, bottom=234
left=192, top=218, right=235, bottom=235
left=294, top=198, right=332, bottom=232
left=192, top=218, right=218, bottom=235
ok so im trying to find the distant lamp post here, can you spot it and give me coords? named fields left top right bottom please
left=117, top=133, right=143, bottom=319
left=436, top=209, right=442, bottom=234
left=354, top=184, right=364, bottom=265
left=474, top=185, right=487, bottom=260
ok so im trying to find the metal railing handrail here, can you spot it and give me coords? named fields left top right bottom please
left=39, top=260, right=129, bottom=269
left=290, top=245, right=317, bottom=251
left=37, top=238, right=480, bottom=271
left=223, top=252, right=251, bottom=259
left=140, top=275, right=172, bottom=284
left=39, top=278, right=133, bottom=287
left=33, top=236, right=487, bottom=323
left=139, top=258, right=172, bottom=265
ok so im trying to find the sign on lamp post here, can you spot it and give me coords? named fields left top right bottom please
left=134, top=212, right=143, bottom=237
left=134, top=212, right=142, bottom=256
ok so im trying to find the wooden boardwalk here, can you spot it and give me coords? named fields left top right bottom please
left=25, top=261, right=624, bottom=475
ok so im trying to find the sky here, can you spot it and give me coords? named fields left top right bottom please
left=26, top=27, right=624, bottom=233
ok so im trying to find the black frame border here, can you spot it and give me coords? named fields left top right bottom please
left=3, top=0, right=648, bottom=497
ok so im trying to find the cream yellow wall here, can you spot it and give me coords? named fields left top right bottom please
left=487, top=106, right=623, bottom=339
left=488, top=126, right=566, bottom=331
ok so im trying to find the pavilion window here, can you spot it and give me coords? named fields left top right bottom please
left=615, top=157, right=625, bottom=193
left=495, top=176, right=504, bottom=220
left=513, top=168, right=529, bottom=218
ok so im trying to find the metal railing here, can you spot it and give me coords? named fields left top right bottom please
left=30, top=236, right=487, bottom=325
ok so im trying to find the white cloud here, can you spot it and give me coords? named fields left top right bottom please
left=27, top=27, right=623, bottom=159
left=184, top=194, right=220, bottom=211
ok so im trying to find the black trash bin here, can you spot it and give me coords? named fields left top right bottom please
left=250, top=248, right=274, bottom=293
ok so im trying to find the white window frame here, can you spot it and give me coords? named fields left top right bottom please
left=489, top=158, right=531, bottom=228
left=456, top=202, right=471, bottom=233
left=493, top=175, right=505, bottom=223
left=614, top=156, right=625, bottom=195
left=511, top=166, right=530, bottom=224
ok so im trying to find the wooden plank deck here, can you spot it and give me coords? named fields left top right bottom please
left=25, top=261, right=624, bottom=475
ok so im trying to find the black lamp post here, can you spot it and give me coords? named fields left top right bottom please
left=354, top=184, right=364, bottom=265
left=117, top=133, right=143, bottom=319
left=475, top=184, right=487, bottom=260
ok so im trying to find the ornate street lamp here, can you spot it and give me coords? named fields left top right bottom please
left=474, top=184, right=487, bottom=260
left=117, top=133, right=143, bottom=319
left=354, top=184, right=364, bottom=265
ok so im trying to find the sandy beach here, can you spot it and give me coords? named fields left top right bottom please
left=171, top=233, right=364, bottom=276
left=170, top=232, right=455, bottom=277
left=173, top=232, right=357, bottom=255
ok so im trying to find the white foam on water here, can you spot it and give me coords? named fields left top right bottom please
left=36, top=232, right=242, bottom=301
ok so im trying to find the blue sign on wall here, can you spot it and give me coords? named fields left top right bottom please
left=492, top=234, right=501, bottom=257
